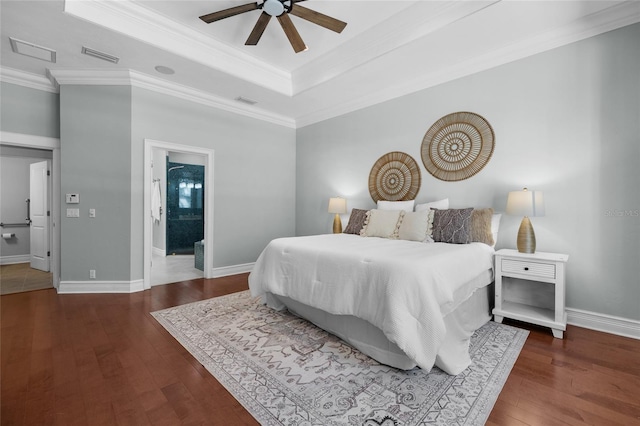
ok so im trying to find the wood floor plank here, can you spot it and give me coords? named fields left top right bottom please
left=2, top=274, right=639, bottom=426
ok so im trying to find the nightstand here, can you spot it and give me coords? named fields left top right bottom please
left=493, top=249, right=569, bottom=338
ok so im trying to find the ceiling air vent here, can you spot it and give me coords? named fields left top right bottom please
left=234, top=96, right=258, bottom=106
left=9, top=37, right=56, bottom=63
left=81, top=46, right=120, bottom=64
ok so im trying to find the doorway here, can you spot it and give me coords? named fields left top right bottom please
left=143, top=139, right=214, bottom=290
left=166, top=161, right=205, bottom=255
left=0, top=132, right=60, bottom=291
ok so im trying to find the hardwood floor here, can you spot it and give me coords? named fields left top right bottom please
left=2, top=274, right=639, bottom=425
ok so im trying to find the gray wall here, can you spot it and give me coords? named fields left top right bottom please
left=0, top=146, right=52, bottom=260
left=296, top=23, right=640, bottom=321
left=2, top=80, right=296, bottom=284
left=59, top=85, right=133, bottom=282
left=131, top=87, right=296, bottom=279
left=0, top=82, right=60, bottom=138
left=56, top=84, right=296, bottom=283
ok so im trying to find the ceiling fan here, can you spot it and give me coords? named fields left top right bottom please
left=199, top=0, right=347, bottom=53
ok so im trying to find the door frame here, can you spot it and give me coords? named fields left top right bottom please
left=143, top=139, right=214, bottom=289
left=0, top=131, right=60, bottom=289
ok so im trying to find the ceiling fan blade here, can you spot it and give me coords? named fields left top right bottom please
left=245, top=12, right=272, bottom=45
left=289, top=4, right=347, bottom=33
left=277, top=13, right=307, bottom=53
left=199, top=2, right=259, bottom=24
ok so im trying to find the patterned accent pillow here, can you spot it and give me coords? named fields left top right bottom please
left=470, top=208, right=495, bottom=246
left=360, top=209, right=405, bottom=239
left=432, top=208, right=474, bottom=244
left=343, top=208, right=369, bottom=234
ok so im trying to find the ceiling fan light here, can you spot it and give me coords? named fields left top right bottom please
left=263, top=0, right=285, bottom=17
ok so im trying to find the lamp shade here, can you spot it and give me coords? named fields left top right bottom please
left=506, top=188, right=545, bottom=217
left=328, top=197, right=347, bottom=214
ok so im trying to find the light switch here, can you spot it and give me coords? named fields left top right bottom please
left=66, top=208, right=79, bottom=218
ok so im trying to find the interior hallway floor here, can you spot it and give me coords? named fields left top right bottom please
left=0, top=263, right=53, bottom=295
left=151, top=253, right=203, bottom=286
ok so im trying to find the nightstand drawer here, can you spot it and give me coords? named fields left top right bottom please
left=501, top=259, right=556, bottom=279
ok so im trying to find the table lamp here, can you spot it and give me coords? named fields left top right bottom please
left=328, top=197, right=347, bottom=233
left=506, top=188, right=545, bottom=253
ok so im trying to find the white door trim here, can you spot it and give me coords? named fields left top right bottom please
left=143, top=139, right=214, bottom=290
left=0, top=131, right=60, bottom=289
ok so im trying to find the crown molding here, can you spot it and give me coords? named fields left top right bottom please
left=129, top=71, right=295, bottom=128
left=292, top=1, right=496, bottom=96
left=64, top=0, right=293, bottom=96
left=295, top=1, right=640, bottom=128
left=4, top=2, right=638, bottom=130
left=47, top=69, right=295, bottom=128
left=0, top=67, right=58, bottom=93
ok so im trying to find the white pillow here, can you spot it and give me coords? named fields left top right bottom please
left=360, top=209, right=405, bottom=238
left=414, top=198, right=449, bottom=212
left=491, top=213, right=502, bottom=247
left=398, top=210, right=431, bottom=242
left=377, top=200, right=415, bottom=211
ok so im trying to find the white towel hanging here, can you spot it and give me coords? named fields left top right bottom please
left=151, top=180, right=162, bottom=223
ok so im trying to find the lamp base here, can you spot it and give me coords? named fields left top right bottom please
left=516, top=216, right=536, bottom=253
left=332, top=214, right=343, bottom=234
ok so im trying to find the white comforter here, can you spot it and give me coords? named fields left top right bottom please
left=248, top=233, right=494, bottom=372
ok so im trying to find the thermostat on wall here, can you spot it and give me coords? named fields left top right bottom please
left=66, top=193, right=80, bottom=204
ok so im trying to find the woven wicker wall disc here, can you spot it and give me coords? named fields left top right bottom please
left=369, top=151, right=421, bottom=202
left=421, top=112, right=495, bottom=181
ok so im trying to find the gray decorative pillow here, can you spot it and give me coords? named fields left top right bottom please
left=432, top=208, right=474, bottom=244
left=343, top=208, right=369, bottom=234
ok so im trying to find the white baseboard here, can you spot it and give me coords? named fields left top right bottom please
left=567, top=308, right=640, bottom=340
left=58, top=279, right=144, bottom=294
left=0, top=255, right=30, bottom=265
left=152, top=247, right=166, bottom=257
left=210, top=262, right=254, bottom=278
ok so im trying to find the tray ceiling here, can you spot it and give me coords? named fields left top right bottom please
left=1, top=1, right=638, bottom=127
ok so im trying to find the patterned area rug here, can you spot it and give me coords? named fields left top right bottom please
left=152, top=290, right=528, bottom=426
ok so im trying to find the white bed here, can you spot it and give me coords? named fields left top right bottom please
left=248, top=233, right=495, bottom=375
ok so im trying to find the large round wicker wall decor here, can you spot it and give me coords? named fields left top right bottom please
left=421, top=112, right=495, bottom=182
left=368, top=151, right=421, bottom=202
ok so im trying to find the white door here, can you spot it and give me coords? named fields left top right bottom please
left=30, top=160, right=50, bottom=271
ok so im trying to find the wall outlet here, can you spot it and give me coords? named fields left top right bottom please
left=89, top=269, right=96, bottom=279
